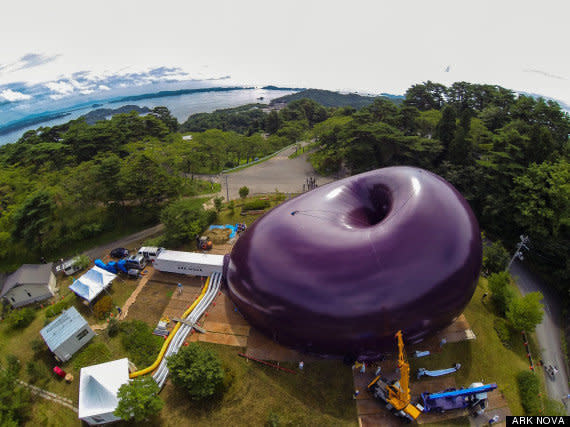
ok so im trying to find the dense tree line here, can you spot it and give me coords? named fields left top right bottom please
left=0, top=99, right=330, bottom=268
left=310, top=81, right=569, bottom=299
left=0, top=108, right=211, bottom=268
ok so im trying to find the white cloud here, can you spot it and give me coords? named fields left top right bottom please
left=45, top=81, right=75, bottom=95
left=0, top=89, right=32, bottom=102
left=1, top=0, right=569, bottom=103
left=98, top=85, right=110, bottom=91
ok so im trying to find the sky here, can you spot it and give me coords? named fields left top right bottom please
left=1, top=0, right=569, bottom=110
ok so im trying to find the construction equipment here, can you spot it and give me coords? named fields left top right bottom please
left=421, top=382, right=497, bottom=414
left=198, top=236, right=213, bottom=250
left=367, top=330, right=423, bottom=423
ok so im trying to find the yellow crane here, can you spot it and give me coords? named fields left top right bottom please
left=367, top=330, right=422, bottom=422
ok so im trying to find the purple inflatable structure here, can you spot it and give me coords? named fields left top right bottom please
left=224, top=167, right=482, bottom=360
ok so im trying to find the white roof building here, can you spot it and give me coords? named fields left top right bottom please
left=78, top=358, right=129, bottom=425
left=69, top=266, right=116, bottom=303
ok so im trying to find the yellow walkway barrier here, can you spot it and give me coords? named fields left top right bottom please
left=129, top=276, right=211, bottom=378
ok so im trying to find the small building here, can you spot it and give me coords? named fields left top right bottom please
left=79, top=358, right=130, bottom=425
left=40, top=306, right=95, bottom=362
left=0, top=263, right=56, bottom=308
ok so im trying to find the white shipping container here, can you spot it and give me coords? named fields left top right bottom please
left=154, top=250, right=224, bottom=276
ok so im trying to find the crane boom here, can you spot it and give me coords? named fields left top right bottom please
left=368, top=330, right=421, bottom=421
left=396, top=330, right=410, bottom=403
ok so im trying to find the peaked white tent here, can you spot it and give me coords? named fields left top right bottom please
left=78, top=358, right=129, bottom=425
left=69, top=266, right=116, bottom=303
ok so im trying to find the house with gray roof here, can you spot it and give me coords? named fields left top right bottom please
left=0, top=264, right=56, bottom=308
left=40, top=306, right=95, bottom=362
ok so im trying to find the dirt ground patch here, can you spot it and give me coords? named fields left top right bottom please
left=125, top=280, right=173, bottom=326
left=188, top=291, right=250, bottom=347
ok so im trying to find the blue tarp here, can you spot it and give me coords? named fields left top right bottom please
left=209, top=224, right=239, bottom=239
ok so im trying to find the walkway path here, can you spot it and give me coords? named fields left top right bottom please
left=118, top=266, right=154, bottom=321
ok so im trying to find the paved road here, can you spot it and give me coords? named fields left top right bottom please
left=83, top=145, right=330, bottom=259
left=82, top=224, right=164, bottom=260
left=509, top=260, right=570, bottom=411
left=201, top=144, right=336, bottom=200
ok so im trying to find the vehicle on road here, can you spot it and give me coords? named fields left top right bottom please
left=138, top=246, right=164, bottom=261
left=110, top=248, right=129, bottom=259
left=125, top=254, right=147, bottom=270
left=545, top=364, right=559, bottom=380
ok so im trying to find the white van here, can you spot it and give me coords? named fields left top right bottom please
left=137, top=247, right=164, bottom=261
left=55, top=257, right=83, bottom=276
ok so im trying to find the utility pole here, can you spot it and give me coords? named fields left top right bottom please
left=507, top=235, right=530, bottom=271
left=224, top=174, right=229, bottom=201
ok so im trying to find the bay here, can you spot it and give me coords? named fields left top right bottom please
left=0, top=88, right=294, bottom=146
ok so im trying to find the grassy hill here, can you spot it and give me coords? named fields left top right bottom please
left=270, top=89, right=403, bottom=109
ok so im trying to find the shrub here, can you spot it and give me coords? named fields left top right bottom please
left=107, top=318, right=120, bottom=338
left=167, top=343, right=225, bottom=400
left=493, top=318, right=511, bottom=348
left=7, top=308, right=36, bottom=329
left=31, top=339, right=45, bottom=355
left=214, top=197, right=224, bottom=212
left=5, top=355, right=21, bottom=376
left=93, top=295, right=113, bottom=319
left=517, top=371, right=541, bottom=415
left=488, top=271, right=515, bottom=316
left=45, top=298, right=73, bottom=318
left=241, top=199, right=270, bottom=212
left=267, top=412, right=281, bottom=427
left=239, top=186, right=250, bottom=199
left=120, top=321, right=163, bottom=367
left=26, top=361, right=47, bottom=385
left=73, top=254, right=91, bottom=271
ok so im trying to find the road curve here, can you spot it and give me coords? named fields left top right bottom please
left=509, top=260, right=569, bottom=411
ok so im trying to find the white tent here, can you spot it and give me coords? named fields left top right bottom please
left=78, top=358, right=129, bottom=425
left=69, top=266, right=116, bottom=303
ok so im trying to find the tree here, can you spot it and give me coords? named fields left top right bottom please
left=0, top=355, right=30, bottom=425
left=119, top=154, right=179, bottom=206
left=93, top=295, right=113, bottom=319
left=447, top=110, right=473, bottom=165
left=160, top=199, right=213, bottom=246
left=507, top=292, right=544, bottom=332
left=12, top=190, right=55, bottom=251
left=167, top=343, right=224, bottom=400
left=482, top=240, right=510, bottom=274
left=403, top=81, right=447, bottom=111
left=265, top=111, right=281, bottom=134
left=239, top=186, right=249, bottom=199
left=435, top=106, right=456, bottom=157
left=213, top=197, right=224, bottom=213
left=487, top=271, right=515, bottom=316
left=114, top=377, right=164, bottom=422
left=150, top=106, right=178, bottom=133
left=513, top=160, right=569, bottom=240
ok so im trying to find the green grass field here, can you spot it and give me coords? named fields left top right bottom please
left=158, top=343, right=357, bottom=427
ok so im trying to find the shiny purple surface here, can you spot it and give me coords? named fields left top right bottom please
left=224, top=167, right=482, bottom=359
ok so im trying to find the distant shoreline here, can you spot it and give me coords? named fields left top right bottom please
left=0, top=85, right=304, bottom=139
